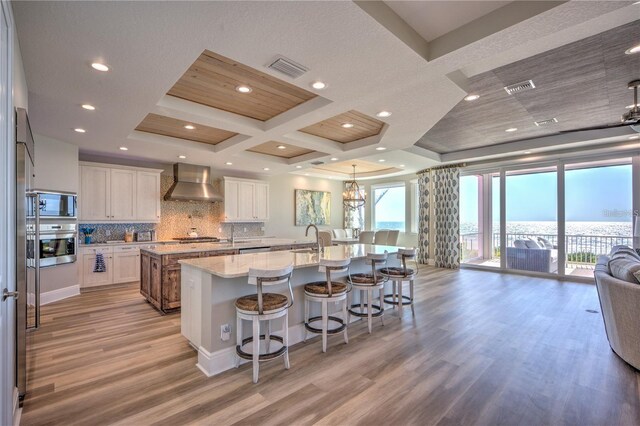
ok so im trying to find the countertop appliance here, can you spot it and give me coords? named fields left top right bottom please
left=172, top=236, right=221, bottom=244
left=136, top=231, right=153, bottom=242
left=15, top=107, right=37, bottom=405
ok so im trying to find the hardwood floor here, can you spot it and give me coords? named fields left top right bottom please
left=21, top=267, right=640, bottom=425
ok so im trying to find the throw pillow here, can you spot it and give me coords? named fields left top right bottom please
left=610, top=246, right=640, bottom=261
left=608, top=256, right=640, bottom=284
left=537, top=237, right=554, bottom=249
left=525, top=238, right=542, bottom=249
left=513, top=240, right=527, bottom=249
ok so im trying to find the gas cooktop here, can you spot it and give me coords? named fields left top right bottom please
left=172, top=237, right=221, bottom=244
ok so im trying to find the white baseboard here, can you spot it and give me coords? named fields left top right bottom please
left=41, top=285, right=80, bottom=305
left=196, top=322, right=309, bottom=377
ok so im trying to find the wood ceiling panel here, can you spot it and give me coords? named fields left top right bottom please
left=167, top=50, right=317, bottom=121
left=299, top=110, right=385, bottom=143
left=247, top=141, right=314, bottom=159
left=135, top=113, right=237, bottom=145
left=417, top=21, right=640, bottom=154
left=314, top=159, right=393, bottom=175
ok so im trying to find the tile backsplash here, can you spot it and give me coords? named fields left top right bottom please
left=80, top=175, right=264, bottom=243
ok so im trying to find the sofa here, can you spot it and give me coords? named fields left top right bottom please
left=594, top=246, right=640, bottom=370
left=505, top=238, right=558, bottom=273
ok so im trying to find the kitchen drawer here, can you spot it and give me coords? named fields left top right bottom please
left=162, top=252, right=201, bottom=267
left=113, top=245, right=140, bottom=254
left=80, top=246, right=113, bottom=256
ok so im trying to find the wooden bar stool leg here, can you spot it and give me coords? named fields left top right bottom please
left=398, top=280, right=403, bottom=319
left=321, top=300, right=328, bottom=353
left=265, top=319, right=271, bottom=353
left=367, top=288, right=373, bottom=333
left=283, top=310, right=290, bottom=369
left=252, top=317, right=260, bottom=384
left=342, top=298, right=349, bottom=344
left=304, top=299, right=309, bottom=342
left=410, top=279, right=415, bottom=315
left=235, top=316, right=242, bottom=368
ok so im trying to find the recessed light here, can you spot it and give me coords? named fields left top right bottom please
left=629, top=135, right=640, bottom=140
left=376, top=111, right=392, bottom=118
left=81, top=104, right=95, bottom=111
left=178, top=155, right=187, bottom=159
left=524, top=151, right=532, bottom=154
left=263, top=167, right=270, bottom=171
left=277, top=145, right=286, bottom=150
left=304, top=173, right=310, bottom=176
left=376, top=147, right=386, bottom=151
left=91, top=62, right=109, bottom=72
left=464, top=94, right=480, bottom=101
left=119, top=146, right=128, bottom=151
left=236, top=85, right=252, bottom=93
left=341, top=123, right=354, bottom=128
left=331, top=157, right=338, bottom=161
left=378, top=159, right=386, bottom=162
left=296, top=165, right=302, bottom=169
left=311, top=81, right=326, bottom=90
left=625, top=44, right=640, bottom=55
left=74, top=128, right=86, bottom=133
left=184, top=124, right=195, bottom=130
left=505, top=127, right=518, bottom=132
left=225, top=162, right=233, bottom=166
left=626, top=104, right=640, bottom=109
left=399, top=164, right=405, bottom=167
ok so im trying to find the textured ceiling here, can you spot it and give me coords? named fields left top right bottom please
left=416, top=20, right=640, bottom=154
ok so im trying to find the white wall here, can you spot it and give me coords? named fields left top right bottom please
left=12, top=26, right=27, bottom=110
left=33, top=134, right=79, bottom=193
left=264, top=174, right=344, bottom=240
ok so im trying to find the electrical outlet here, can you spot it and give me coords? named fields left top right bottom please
left=243, top=227, right=247, bottom=232
left=261, top=226, right=265, bottom=231
left=220, top=324, right=231, bottom=341
left=105, top=230, right=111, bottom=237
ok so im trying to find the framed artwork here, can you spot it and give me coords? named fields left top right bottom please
left=295, top=189, right=331, bottom=226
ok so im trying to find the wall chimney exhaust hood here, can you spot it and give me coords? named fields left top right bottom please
left=164, top=163, right=223, bottom=202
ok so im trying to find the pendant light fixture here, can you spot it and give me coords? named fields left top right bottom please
left=343, top=164, right=366, bottom=210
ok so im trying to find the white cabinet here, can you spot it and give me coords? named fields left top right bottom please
left=81, top=247, right=114, bottom=288
left=136, top=171, right=161, bottom=222
left=110, top=169, right=136, bottom=221
left=80, top=166, right=111, bottom=221
left=79, top=163, right=162, bottom=223
left=223, top=177, right=269, bottom=222
left=113, top=246, right=141, bottom=283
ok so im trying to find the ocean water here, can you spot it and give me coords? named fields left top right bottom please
left=460, top=221, right=632, bottom=237
left=375, top=221, right=404, bottom=231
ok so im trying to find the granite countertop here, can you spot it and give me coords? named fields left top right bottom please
left=79, top=240, right=174, bottom=247
left=140, top=238, right=316, bottom=255
left=179, top=244, right=402, bottom=278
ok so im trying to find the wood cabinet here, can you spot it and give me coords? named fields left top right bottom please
left=79, top=162, right=162, bottom=223
left=223, top=177, right=269, bottom=222
left=140, top=249, right=239, bottom=314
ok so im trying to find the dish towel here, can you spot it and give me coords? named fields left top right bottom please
left=94, top=253, right=106, bottom=273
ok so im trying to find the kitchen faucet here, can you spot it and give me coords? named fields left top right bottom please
left=305, top=224, right=322, bottom=253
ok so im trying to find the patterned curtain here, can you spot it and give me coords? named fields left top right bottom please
left=417, top=167, right=461, bottom=269
left=432, top=167, right=460, bottom=269
left=417, top=173, right=430, bottom=264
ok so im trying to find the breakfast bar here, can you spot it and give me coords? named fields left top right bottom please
left=179, top=244, right=402, bottom=377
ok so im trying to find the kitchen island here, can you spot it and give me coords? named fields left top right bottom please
left=139, top=239, right=317, bottom=313
left=179, top=244, right=402, bottom=377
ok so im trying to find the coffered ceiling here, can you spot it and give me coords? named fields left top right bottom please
left=12, top=1, right=639, bottom=179
left=135, top=113, right=237, bottom=145
left=313, top=159, right=398, bottom=176
left=167, top=50, right=317, bottom=121
left=416, top=20, right=640, bottom=154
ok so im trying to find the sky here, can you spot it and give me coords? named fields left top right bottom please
left=374, top=186, right=405, bottom=222
left=460, top=164, right=632, bottom=223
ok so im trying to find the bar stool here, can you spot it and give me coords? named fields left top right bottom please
left=304, top=257, right=351, bottom=352
left=235, top=264, right=294, bottom=383
left=347, top=252, right=388, bottom=333
left=381, top=248, right=418, bottom=318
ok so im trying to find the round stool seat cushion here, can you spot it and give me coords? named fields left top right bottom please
left=235, top=293, right=288, bottom=312
left=379, top=267, right=415, bottom=277
left=304, top=281, right=347, bottom=296
left=349, top=273, right=385, bottom=285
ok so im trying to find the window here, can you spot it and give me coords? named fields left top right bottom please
left=373, top=183, right=406, bottom=231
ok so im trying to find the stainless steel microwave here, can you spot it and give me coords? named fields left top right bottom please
left=37, top=191, right=77, bottom=219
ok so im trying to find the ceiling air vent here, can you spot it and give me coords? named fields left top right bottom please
left=310, top=161, right=324, bottom=165
left=267, top=57, right=308, bottom=79
left=534, top=118, right=558, bottom=126
left=504, top=80, right=536, bottom=95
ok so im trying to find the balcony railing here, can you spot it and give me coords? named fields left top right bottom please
left=461, top=232, right=632, bottom=266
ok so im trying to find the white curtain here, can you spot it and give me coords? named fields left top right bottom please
left=417, top=167, right=461, bottom=269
